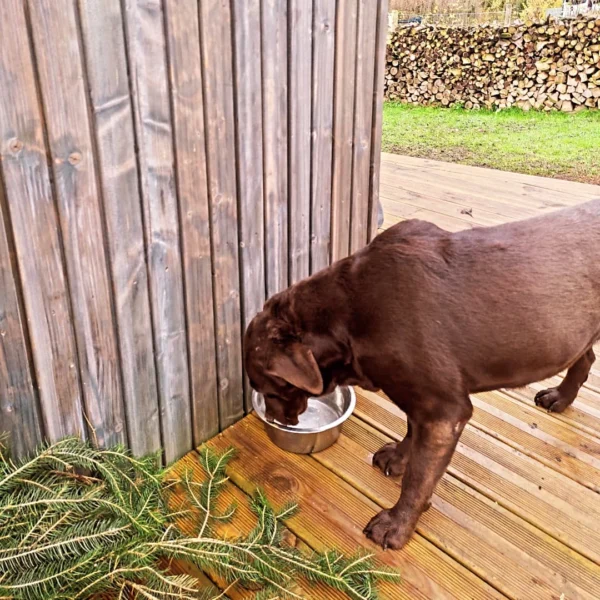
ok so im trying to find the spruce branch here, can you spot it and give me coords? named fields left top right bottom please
left=0, top=437, right=399, bottom=599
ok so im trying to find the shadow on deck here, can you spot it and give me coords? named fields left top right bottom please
left=172, top=155, right=600, bottom=600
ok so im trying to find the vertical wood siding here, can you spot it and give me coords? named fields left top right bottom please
left=0, top=0, right=387, bottom=461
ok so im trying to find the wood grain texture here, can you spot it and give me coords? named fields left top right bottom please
left=173, top=162, right=600, bottom=597
left=123, top=0, right=191, bottom=462
left=322, top=418, right=600, bottom=600
left=29, top=0, right=126, bottom=448
left=209, top=416, right=505, bottom=600
left=0, top=0, right=385, bottom=458
left=288, top=0, right=312, bottom=284
left=262, top=0, right=288, bottom=296
left=357, top=389, right=600, bottom=565
left=381, top=153, right=600, bottom=203
left=367, top=0, right=389, bottom=242
left=198, top=0, right=244, bottom=429
left=310, top=0, right=336, bottom=273
left=78, top=0, right=161, bottom=456
left=0, top=172, right=41, bottom=457
left=230, top=0, right=265, bottom=410
left=349, top=0, right=379, bottom=253
left=474, top=389, right=600, bottom=490
left=168, top=452, right=347, bottom=599
left=511, top=380, right=600, bottom=440
left=0, top=0, right=84, bottom=442
left=164, top=0, right=219, bottom=443
left=330, top=0, right=358, bottom=262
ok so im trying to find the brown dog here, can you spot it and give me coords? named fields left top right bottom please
left=244, top=199, right=600, bottom=550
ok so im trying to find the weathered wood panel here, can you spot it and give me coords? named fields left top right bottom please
left=164, top=0, right=219, bottom=443
left=0, top=0, right=84, bottom=443
left=262, top=0, right=289, bottom=296
left=230, top=0, right=265, bottom=411
left=349, top=0, right=379, bottom=253
left=310, top=0, right=336, bottom=273
left=289, top=0, right=313, bottom=284
left=0, top=172, right=41, bottom=457
left=0, top=0, right=386, bottom=458
left=78, top=0, right=161, bottom=456
left=368, top=0, right=390, bottom=241
left=199, top=0, right=244, bottom=429
left=331, top=0, right=359, bottom=262
left=123, top=0, right=191, bottom=462
left=29, top=0, right=126, bottom=448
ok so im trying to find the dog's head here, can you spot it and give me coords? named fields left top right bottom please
left=244, top=300, right=323, bottom=426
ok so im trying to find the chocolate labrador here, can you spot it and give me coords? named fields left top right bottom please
left=244, top=199, right=600, bottom=550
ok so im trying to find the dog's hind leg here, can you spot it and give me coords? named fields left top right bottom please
left=535, top=346, right=596, bottom=413
left=373, top=419, right=413, bottom=477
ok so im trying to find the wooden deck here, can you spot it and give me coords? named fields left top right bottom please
left=173, top=155, right=600, bottom=600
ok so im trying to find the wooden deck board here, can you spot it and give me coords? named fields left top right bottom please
left=167, top=451, right=345, bottom=599
left=516, top=383, right=600, bottom=438
left=324, top=418, right=600, bottom=600
left=380, top=154, right=600, bottom=202
left=175, top=398, right=600, bottom=599
left=208, top=417, right=505, bottom=600
left=469, top=392, right=600, bottom=493
left=356, top=391, right=600, bottom=562
left=171, top=155, right=600, bottom=598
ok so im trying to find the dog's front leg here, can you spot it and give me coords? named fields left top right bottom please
left=364, top=397, right=472, bottom=550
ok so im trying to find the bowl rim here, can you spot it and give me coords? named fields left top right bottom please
left=251, top=386, right=356, bottom=434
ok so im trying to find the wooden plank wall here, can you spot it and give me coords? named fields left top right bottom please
left=0, top=0, right=387, bottom=462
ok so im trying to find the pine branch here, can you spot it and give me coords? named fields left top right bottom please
left=0, top=438, right=399, bottom=599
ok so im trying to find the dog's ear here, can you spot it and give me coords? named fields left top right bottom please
left=268, top=343, right=323, bottom=396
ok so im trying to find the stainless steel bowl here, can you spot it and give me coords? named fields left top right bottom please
left=251, top=386, right=356, bottom=454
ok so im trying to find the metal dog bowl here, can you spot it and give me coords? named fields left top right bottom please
left=251, top=386, right=356, bottom=454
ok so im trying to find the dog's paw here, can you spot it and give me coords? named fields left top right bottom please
left=372, top=442, right=409, bottom=477
left=534, top=388, right=573, bottom=413
left=363, top=509, right=414, bottom=550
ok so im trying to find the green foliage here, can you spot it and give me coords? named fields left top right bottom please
left=382, top=102, right=600, bottom=184
left=0, top=438, right=398, bottom=599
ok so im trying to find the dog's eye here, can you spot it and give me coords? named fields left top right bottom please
left=279, top=382, right=296, bottom=394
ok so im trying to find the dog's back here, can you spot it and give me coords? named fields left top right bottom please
left=449, top=199, right=600, bottom=389
left=352, top=199, right=600, bottom=392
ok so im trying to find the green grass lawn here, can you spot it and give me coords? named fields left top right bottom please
left=382, top=103, right=600, bottom=185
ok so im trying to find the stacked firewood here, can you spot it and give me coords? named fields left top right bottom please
left=385, top=15, right=600, bottom=111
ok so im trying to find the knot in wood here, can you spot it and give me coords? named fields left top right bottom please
left=8, top=138, right=23, bottom=153
left=268, top=470, right=298, bottom=494
left=68, top=152, right=83, bottom=166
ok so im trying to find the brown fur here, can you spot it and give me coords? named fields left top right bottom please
left=244, top=199, right=600, bottom=550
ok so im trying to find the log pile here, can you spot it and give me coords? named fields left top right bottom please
left=385, top=15, right=600, bottom=111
